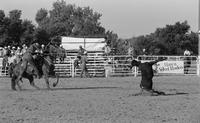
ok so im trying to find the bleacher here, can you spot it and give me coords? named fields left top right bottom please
left=54, top=50, right=107, bottom=77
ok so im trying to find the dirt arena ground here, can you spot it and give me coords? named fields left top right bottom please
left=0, top=76, right=200, bottom=123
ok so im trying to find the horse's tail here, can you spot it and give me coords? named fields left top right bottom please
left=8, top=63, right=15, bottom=78
left=11, top=74, right=17, bottom=90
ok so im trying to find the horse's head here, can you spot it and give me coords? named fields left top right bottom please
left=44, top=44, right=66, bottom=63
left=43, top=44, right=56, bottom=61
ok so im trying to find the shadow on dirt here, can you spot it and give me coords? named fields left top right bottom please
left=130, top=92, right=190, bottom=96
left=163, top=92, right=189, bottom=96
left=51, top=86, right=122, bottom=91
left=0, top=87, right=124, bottom=92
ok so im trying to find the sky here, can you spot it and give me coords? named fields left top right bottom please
left=0, top=0, right=198, bottom=38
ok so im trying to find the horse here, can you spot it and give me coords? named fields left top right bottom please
left=58, top=47, right=66, bottom=63
left=10, top=44, right=60, bottom=90
left=129, top=57, right=166, bottom=96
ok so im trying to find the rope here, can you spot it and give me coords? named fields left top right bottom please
left=43, top=57, right=53, bottom=66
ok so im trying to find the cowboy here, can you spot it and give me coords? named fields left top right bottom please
left=77, top=45, right=86, bottom=57
left=15, top=47, right=22, bottom=64
left=20, top=42, right=42, bottom=78
left=79, top=51, right=91, bottom=78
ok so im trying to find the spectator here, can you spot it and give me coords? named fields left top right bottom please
left=2, top=46, right=10, bottom=72
left=0, top=47, right=3, bottom=57
left=3, top=46, right=7, bottom=57
left=141, top=48, right=148, bottom=60
left=41, top=44, right=45, bottom=53
left=104, top=44, right=111, bottom=56
left=7, top=45, right=11, bottom=51
left=21, top=44, right=27, bottom=55
left=11, top=46, right=16, bottom=56
left=184, top=49, right=191, bottom=56
left=142, top=48, right=147, bottom=55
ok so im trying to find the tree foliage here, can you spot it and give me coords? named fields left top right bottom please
left=35, top=0, right=107, bottom=44
left=126, top=21, right=198, bottom=55
left=0, top=3, right=198, bottom=55
left=0, top=9, right=35, bottom=46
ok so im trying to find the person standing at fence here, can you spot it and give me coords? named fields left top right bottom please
left=80, top=51, right=91, bottom=78
left=183, top=48, right=191, bottom=74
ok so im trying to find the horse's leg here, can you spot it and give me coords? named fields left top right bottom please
left=85, top=68, right=91, bottom=78
left=44, top=75, right=51, bottom=90
left=53, top=73, right=59, bottom=87
left=11, top=76, right=17, bottom=90
left=28, top=75, right=40, bottom=90
left=15, top=76, right=22, bottom=91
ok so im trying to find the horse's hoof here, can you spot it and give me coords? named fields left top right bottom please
left=36, top=88, right=40, bottom=90
left=12, top=88, right=17, bottom=91
left=47, top=87, right=52, bottom=90
left=53, top=83, right=57, bottom=87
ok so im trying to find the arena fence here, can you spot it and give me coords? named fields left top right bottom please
left=0, top=54, right=199, bottom=77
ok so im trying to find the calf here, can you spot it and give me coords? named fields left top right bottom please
left=130, top=57, right=166, bottom=95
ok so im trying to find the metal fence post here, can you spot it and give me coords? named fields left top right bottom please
left=71, top=59, right=75, bottom=78
left=197, top=56, right=200, bottom=76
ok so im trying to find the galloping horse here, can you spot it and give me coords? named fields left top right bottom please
left=10, top=44, right=60, bottom=90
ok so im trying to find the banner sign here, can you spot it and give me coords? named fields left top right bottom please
left=156, top=61, right=184, bottom=74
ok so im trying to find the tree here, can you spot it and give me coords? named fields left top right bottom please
left=126, top=21, right=197, bottom=55
left=0, top=9, right=35, bottom=46
left=20, top=20, right=35, bottom=45
left=35, top=0, right=107, bottom=45
left=153, top=21, right=190, bottom=55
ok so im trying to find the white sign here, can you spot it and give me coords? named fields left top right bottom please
left=156, top=61, right=184, bottom=74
